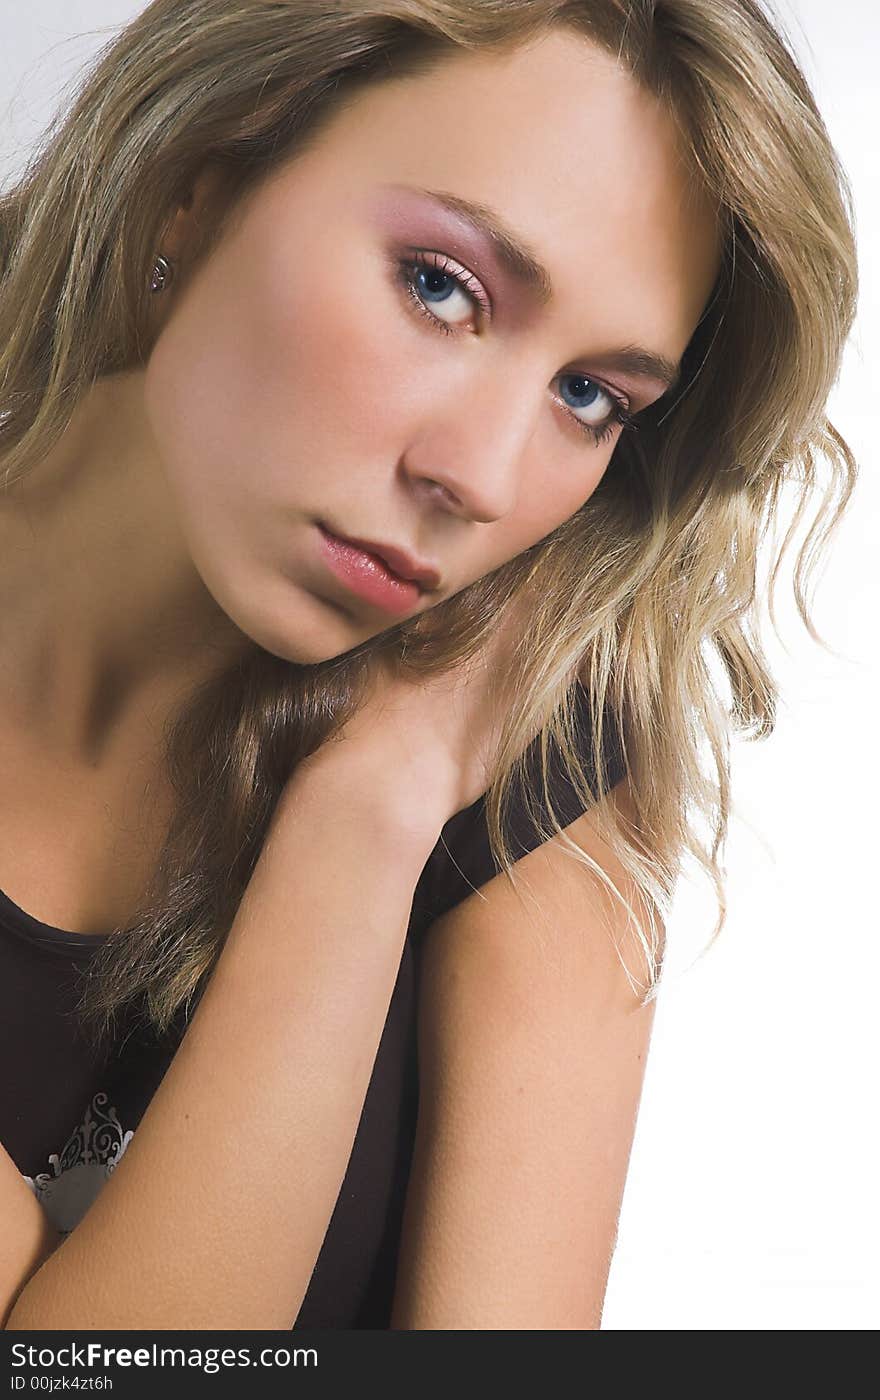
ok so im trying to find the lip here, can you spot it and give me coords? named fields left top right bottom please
left=319, top=523, right=442, bottom=591
left=316, top=524, right=435, bottom=618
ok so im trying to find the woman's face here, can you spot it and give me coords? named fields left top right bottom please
left=145, top=27, right=720, bottom=665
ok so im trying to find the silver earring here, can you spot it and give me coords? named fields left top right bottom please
left=150, top=254, right=174, bottom=294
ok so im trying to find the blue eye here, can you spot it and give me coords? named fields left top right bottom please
left=414, top=264, right=456, bottom=305
left=396, top=250, right=639, bottom=447
left=560, top=376, right=602, bottom=410
left=398, top=250, right=492, bottom=326
left=558, top=375, right=616, bottom=439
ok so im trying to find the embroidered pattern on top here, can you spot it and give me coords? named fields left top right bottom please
left=22, top=1090, right=134, bottom=1235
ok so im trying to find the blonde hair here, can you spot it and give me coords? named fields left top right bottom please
left=0, top=0, right=858, bottom=1050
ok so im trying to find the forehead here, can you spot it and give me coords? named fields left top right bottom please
left=274, top=27, right=721, bottom=349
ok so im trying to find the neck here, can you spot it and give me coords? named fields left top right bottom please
left=0, top=370, right=252, bottom=764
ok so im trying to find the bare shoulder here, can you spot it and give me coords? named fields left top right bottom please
left=419, top=772, right=659, bottom=1007
left=391, top=775, right=661, bottom=1329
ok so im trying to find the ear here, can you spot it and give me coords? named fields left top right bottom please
left=159, top=163, right=233, bottom=265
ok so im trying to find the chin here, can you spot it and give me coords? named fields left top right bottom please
left=232, top=588, right=375, bottom=668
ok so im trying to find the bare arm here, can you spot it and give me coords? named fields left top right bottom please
left=391, top=777, right=659, bottom=1328
left=0, top=1144, right=64, bottom=1328
left=5, top=764, right=445, bottom=1330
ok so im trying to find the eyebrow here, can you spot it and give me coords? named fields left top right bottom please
left=401, top=184, right=683, bottom=395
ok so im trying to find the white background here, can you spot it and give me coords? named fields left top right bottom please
left=1, top=2, right=876, bottom=1330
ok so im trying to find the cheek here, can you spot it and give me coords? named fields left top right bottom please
left=143, top=239, right=401, bottom=515
left=516, top=446, right=611, bottom=541
left=266, top=247, right=420, bottom=455
left=469, top=448, right=611, bottom=591
left=235, top=246, right=417, bottom=490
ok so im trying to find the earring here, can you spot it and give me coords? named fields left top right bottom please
left=150, top=254, right=174, bottom=294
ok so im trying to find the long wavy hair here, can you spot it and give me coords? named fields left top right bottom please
left=0, top=0, right=858, bottom=1052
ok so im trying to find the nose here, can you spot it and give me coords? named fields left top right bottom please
left=401, top=371, right=538, bottom=524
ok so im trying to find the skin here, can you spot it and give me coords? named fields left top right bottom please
left=0, top=27, right=720, bottom=769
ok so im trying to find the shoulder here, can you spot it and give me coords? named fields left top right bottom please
left=413, top=681, right=630, bottom=929
left=416, top=773, right=658, bottom=1052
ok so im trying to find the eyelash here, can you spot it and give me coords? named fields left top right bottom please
left=395, top=250, right=639, bottom=447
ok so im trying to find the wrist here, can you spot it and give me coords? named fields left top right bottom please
left=281, top=741, right=451, bottom=861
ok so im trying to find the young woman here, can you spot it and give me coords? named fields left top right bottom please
left=0, top=0, right=857, bottom=1330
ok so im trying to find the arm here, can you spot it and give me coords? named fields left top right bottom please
left=0, top=1144, right=65, bottom=1328
left=6, top=765, right=445, bottom=1330
left=390, top=776, right=661, bottom=1329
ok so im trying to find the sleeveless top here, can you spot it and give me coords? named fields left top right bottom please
left=0, top=684, right=625, bottom=1328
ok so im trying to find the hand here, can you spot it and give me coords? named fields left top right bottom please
left=293, top=590, right=538, bottom=829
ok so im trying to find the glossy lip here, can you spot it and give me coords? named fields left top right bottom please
left=318, top=522, right=442, bottom=591
left=316, top=525, right=426, bottom=619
